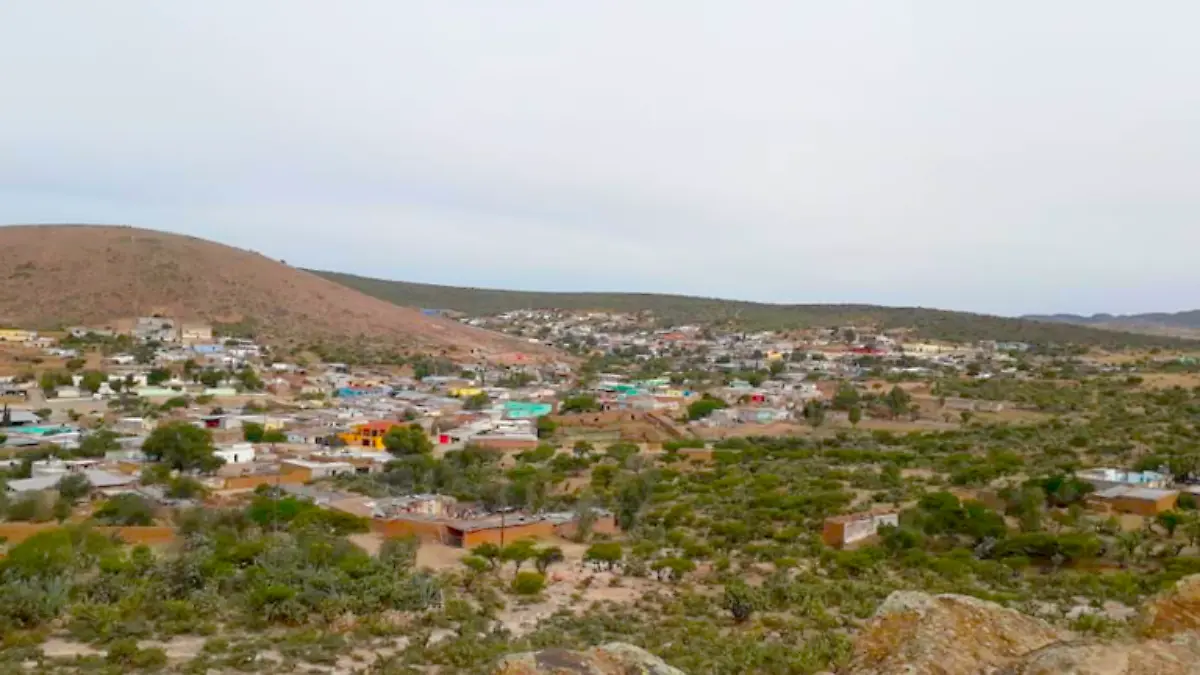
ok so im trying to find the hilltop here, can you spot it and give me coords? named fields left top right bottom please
left=314, top=270, right=1194, bottom=348
left=0, top=225, right=554, bottom=361
left=1025, top=310, right=1200, bottom=339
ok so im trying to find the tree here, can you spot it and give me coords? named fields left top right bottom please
left=884, top=386, right=912, bottom=419
left=380, top=536, right=419, bottom=572
left=460, top=555, right=489, bottom=589
left=262, top=429, right=286, bottom=443
left=848, top=405, right=863, bottom=427
left=142, top=421, right=223, bottom=473
left=198, top=370, right=224, bottom=388
left=832, top=383, right=860, bottom=411
left=242, top=422, right=265, bottom=443
left=383, top=425, right=433, bottom=457
left=463, top=392, right=490, bottom=410
left=651, top=557, right=696, bottom=582
left=94, top=494, right=155, bottom=525
left=511, top=571, right=546, bottom=595
left=237, top=367, right=264, bottom=391
left=39, top=371, right=69, bottom=395
left=56, top=473, right=92, bottom=504
left=722, top=581, right=760, bottom=623
left=560, top=395, right=600, bottom=414
left=688, top=395, right=728, bottom=421
left=803, top=400, right=826, bottom=428
left=536, top=416, right=558, bottom=439
left=584, top=542, right=623, bottom=570
left=572, top=440, right=595, bottom=457
left=472, top=542, right=502, bottom=570
left=146, top=368, right=171, bottom=386
left=65, top=357, right=86, bottom=372
left=77, top=429, right=120, bottom=458
left=500, top=540, right=538, bottom=572
left=165, top=476, right=207, bottom=500
left=79, top=370, right=107, bottom=394
left=535, top=546, right=565, bottom=574
left=1157, top=510, right=1185, bottom=538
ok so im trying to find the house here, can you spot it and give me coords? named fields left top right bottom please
left=7, top=468, right=137, bottom=496
left=0, top=329, right=36, bottom=343
left=280, top=459, right=355, bottom=481
left=1076, top=468, right=1170, bottom=492
left=822, top=510, right=900, bottom=549
left=214, top=443, right=256, bottom=465
left=1087, top=486, right=1179, bottom=516
left=134, top=317, right=177, bottom=343
left=179, top=322, right=213, bottom=345
left=338, top=420, right=403, bottom=450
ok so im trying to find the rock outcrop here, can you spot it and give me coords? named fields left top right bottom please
left=850, top=576, right=1200, bottom=675
left=492, top=642, right=685, bottom=675
left=847, top=591, right=1070, bottom=675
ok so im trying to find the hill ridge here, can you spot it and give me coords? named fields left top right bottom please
left=312, top=270, right=1195, bottom=348
left=0, top=224, right=554, bottom=360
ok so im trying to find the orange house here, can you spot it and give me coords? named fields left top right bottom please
left=338, top=420, right=403, bottom=450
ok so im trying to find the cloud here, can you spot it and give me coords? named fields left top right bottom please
left=2, top=1, right=1199, bottom=315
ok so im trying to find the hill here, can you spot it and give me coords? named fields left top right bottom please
left=313, top=271, right=1194, bottom=348
left=0, top=225, right=556, bottom=361
left=1024, top=310, right=1200, bottom=339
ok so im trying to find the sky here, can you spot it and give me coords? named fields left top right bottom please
left=2, top=2, right=1199, bottom=317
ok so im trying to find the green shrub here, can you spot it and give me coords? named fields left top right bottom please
left=511, top=571, right=546, bottom=596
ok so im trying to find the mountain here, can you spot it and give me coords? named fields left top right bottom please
left=0, top=225, right=556, bottom=361
left=1024, top=310, right=1200, bottom=338
left=313, top=271, right=1196, bottom=348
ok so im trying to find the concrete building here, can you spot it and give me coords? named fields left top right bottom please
left=1087, top=486, right=1179, bottom=516
left=822, top=511, right=900, bottom=549
left=1076, top=468, right=1169, bottom=491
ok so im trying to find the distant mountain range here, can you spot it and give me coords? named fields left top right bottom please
left=312, top=270, right=1198, bottom=348
left=1022, top=310, right=1200, bottom=339
left=1024, top=311, right=1200, bottom=329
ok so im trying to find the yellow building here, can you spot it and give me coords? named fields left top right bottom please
left=338, top=420, right=403, bottom=451
left=0, top=329, right=35, bottom=343
left=451, top=387, right=484, bottom=398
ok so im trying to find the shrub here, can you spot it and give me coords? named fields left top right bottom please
left=511, top=571, right=546, bottom=596
left=94, top=494, right=155, bottom=526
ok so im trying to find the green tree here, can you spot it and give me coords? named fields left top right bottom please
left=383, top=425, right=433, bottom=457
left=142, top=421, right=223, bottom=473
left=560, top=395, right=600, bottom=413
left=471, top=542, right=502, bottom=570
left=536, top=416, right=558, bottom=439
left=534, top=546, right=565, bottom=574
left=687, top=395, right=728, bottom=421
left=56, top=473, right=92, bottom=504
left=146, top=368, right=171, bottom=386
left=463, top=392, right=490, bottom=410
left=884, top=386, right=912, bottom=419
left=242, top=422, right=265, bottom=443
left=722, top=580, right=760, bottom=622
left=803, top=400, right=826, bottom=428
left=237, top=367, right=263, bottom=391
left=832, top=383, right=860, bottom=411
left=77, top=429, right=121, bottom=458
left=198, top=370, right=224, bottom=388
left=500, top=540, right=538, bottom=572
left=79, top=370, right=107, bottom=394
left=511, top=571, right=546, bottom=595
left=1157, top=510, right=1185, bottom=538
left=94, top=494, right=155, bottom=525
left=65, top=357, right=86, bottom=372
left=848, top=405, right=863, bottom=427
left=584, top=542, right=623, bottom=570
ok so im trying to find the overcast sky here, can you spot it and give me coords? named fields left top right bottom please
left=2, top=2, right=1198, bottom=316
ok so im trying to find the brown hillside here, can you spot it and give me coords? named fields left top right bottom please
left=0, top=225, right=557, bottom=361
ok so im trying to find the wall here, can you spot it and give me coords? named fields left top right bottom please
left=371, top=518, right=446, bottom=542
left=460, top=521, right=555, bottom=548
left=221, top=471, right=308, bottom=491
left=0, top=523, right=177, bottom=545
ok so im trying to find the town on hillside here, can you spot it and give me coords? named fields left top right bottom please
left=3, top=308, right=1200, bottom=670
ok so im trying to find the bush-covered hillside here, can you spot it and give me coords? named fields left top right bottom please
left=314, top=271, right=1193, bottom=348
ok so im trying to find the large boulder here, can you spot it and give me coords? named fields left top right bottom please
left=492, top=642, right=684, bottom=675
left=847, top=591, right=1071, bottom=675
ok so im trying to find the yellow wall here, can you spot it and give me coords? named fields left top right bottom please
left=0, top=329, right=34, bottom=342
left=451, top=387, right=484, bottom=398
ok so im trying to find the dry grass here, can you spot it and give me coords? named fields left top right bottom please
left=0, top=224, right=559, bottom=361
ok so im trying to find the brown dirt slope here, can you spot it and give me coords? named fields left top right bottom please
left=0, top=225, right=556, bottom=360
